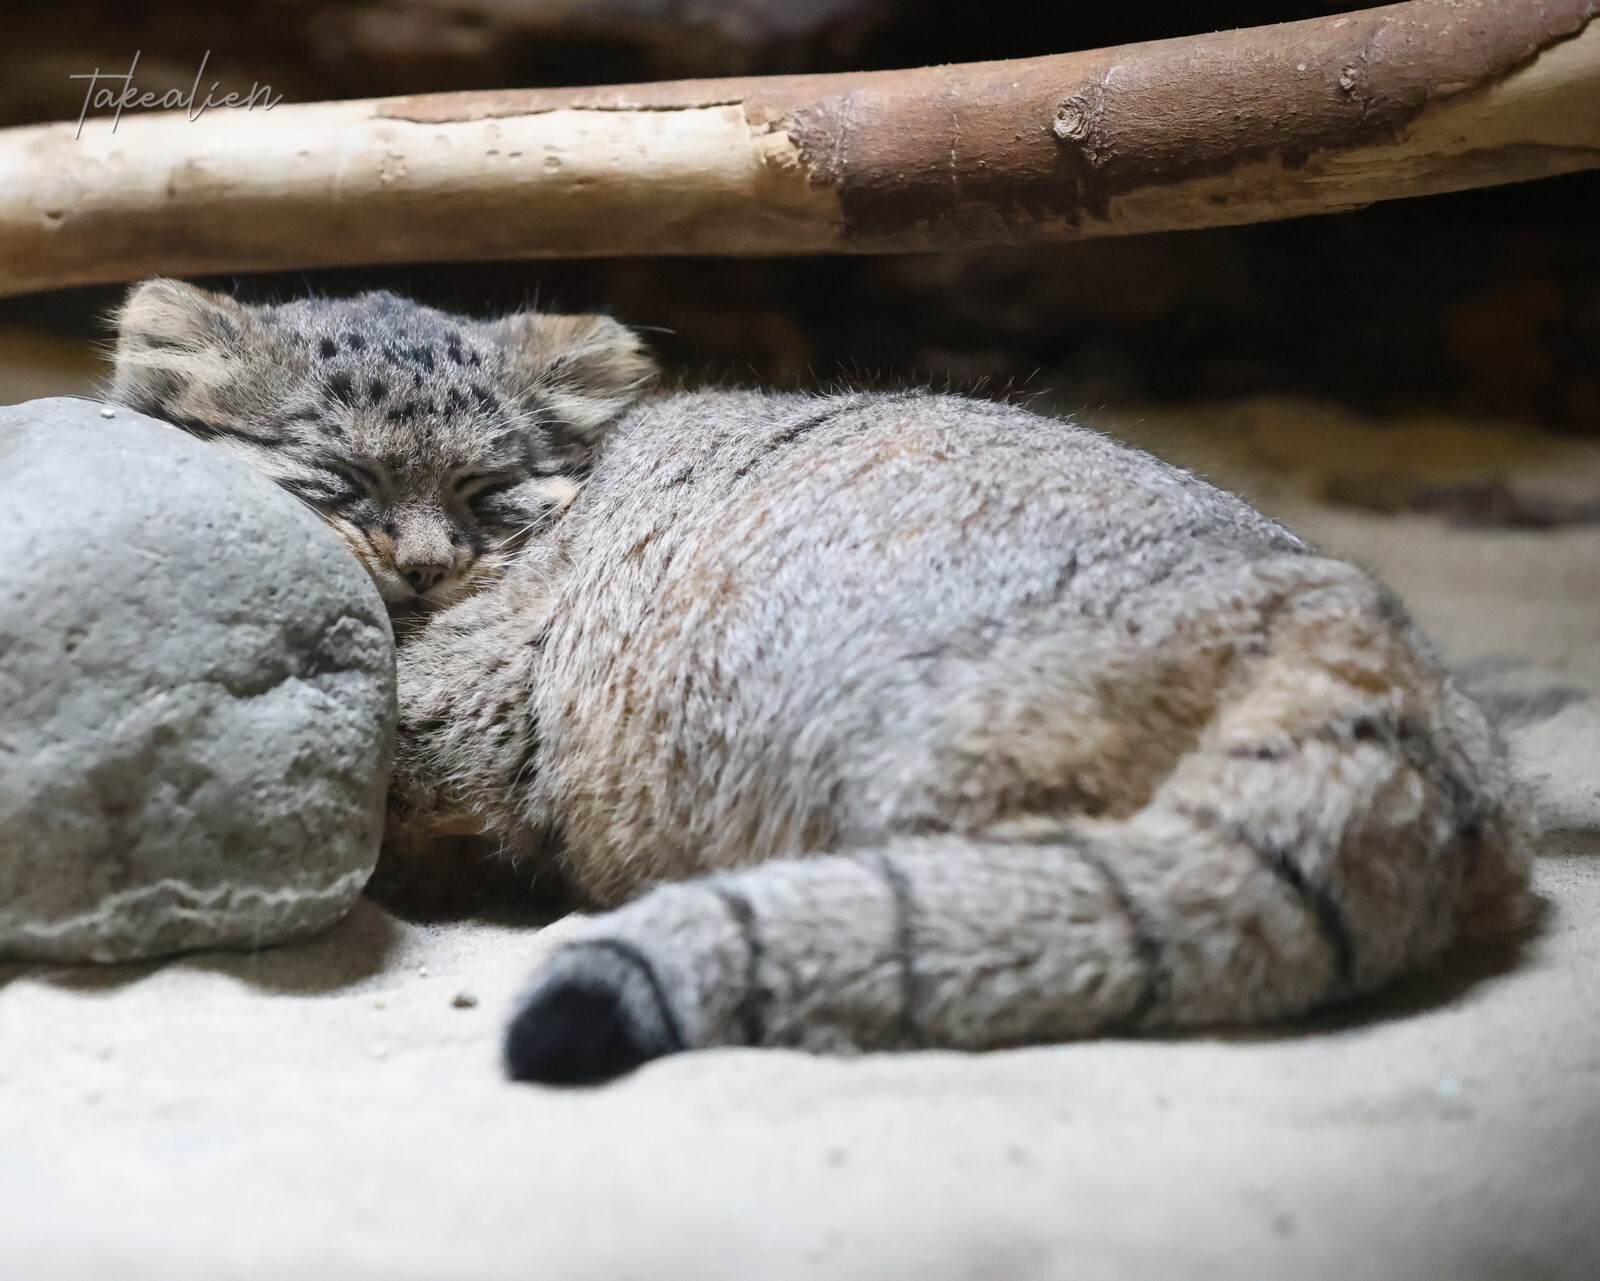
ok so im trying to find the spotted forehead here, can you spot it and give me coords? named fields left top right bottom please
left=258, top=293, right=530, bottom=471
left=265, top=291, right=500, bottom=371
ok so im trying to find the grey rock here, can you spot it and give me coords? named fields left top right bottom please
left=0, top=397, right=395, bottom=962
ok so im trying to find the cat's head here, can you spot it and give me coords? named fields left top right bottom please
left=111, top=279, right=656, bottom=610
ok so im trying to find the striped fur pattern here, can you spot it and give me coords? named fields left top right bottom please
left=113, top=287, right=1534, bottom=1085
left=111, top=279, right=653, bottom=611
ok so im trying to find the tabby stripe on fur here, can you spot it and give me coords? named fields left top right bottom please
left=107, top=281, right=1530, bottom=1087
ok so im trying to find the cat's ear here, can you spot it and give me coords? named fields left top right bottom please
left=111, top=278, right=253, bottom=422
left=494, top=310, right=657, bottom=455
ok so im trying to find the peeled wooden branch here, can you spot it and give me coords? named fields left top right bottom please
left=2, top=0, right=1599, bottom=297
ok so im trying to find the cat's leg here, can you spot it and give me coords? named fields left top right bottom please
left=504, top=574, right=1535, bottom=1084
left=374, top=547, right=570, bottom=914
left=387, top=546, right=564, bottom=840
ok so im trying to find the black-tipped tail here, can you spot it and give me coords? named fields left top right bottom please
left=504, top=940, right=685, bottom=1085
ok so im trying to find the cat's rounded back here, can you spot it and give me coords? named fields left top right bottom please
left=533, top=389, right=1308, bottom=899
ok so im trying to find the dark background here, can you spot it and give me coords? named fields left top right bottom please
left=5, top=0, right=1599, bottom=437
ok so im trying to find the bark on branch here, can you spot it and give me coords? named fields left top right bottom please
left=2, top=0, right=1598, bottom=297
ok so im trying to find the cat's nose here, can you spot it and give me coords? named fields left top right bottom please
left=402, top=563, right=450, bottom=592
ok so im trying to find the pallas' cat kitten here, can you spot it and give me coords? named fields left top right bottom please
left=113, top=279, right=1533, bottom=1085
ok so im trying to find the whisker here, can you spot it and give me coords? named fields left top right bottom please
left=494, top=504, right=564, bottom=549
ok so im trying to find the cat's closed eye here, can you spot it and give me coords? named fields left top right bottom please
left=294, top=462, right=380, bottom=510
left=330, top=460, right=381, bottom=495
left=453, top=471, right=524, bottom=505
left=280, top=468, right=367, bottom=511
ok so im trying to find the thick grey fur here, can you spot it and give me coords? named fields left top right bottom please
left=113, top=282, right=1535, bottom=1080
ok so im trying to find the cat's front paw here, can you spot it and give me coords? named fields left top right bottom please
left=504, top=941, right=687, bottom=1084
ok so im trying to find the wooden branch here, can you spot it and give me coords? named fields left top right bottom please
left=2, top=0, right=1599, bottom=297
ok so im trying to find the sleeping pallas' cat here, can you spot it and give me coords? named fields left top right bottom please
left=112, top=279, right=1533, bottom=1084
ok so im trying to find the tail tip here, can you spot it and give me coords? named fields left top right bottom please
left=504, top=941, right=684, bottom=1085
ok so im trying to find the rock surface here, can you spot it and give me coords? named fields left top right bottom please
left=0, top=396, right=395, bottom=962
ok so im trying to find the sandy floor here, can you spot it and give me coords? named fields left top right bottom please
left=2, top=394, right=1598, bottom=1280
